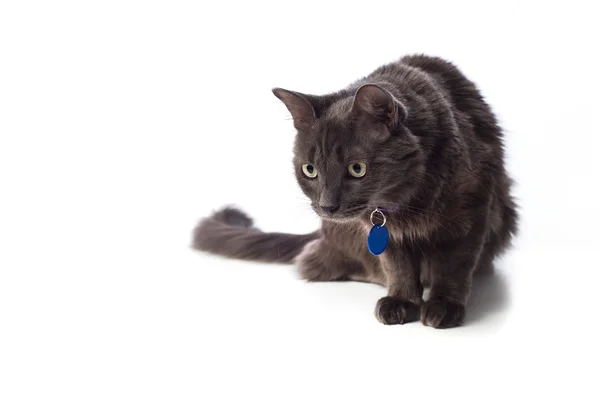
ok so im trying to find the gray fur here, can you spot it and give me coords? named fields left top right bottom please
left=193, top=55, right=518, bottom=328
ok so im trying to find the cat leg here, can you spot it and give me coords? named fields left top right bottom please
left=374, top=243, right=423, bottom=325
left=421, top=237, right=483, bottom=328
left=294, top=238, right=369, bottom=282
left=473, top=242, right=495, bottom=276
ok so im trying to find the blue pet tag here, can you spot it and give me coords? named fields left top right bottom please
left=368, top=208, right=389, bottom=255
left=368, top=224, right=389, bottom=255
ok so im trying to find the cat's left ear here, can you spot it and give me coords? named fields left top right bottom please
left=351, top=84, right=407, bottom=127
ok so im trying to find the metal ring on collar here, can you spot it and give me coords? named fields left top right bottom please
left=370, top=208, right=386, bottom=227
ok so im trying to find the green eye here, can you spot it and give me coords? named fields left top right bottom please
left=302, top=163, right=318, bottom=178
left=348, top=162, right=367, bottom=178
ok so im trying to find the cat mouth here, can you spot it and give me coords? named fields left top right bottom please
left=317, top=207, right=367, bottom=221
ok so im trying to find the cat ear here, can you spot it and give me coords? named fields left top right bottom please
left=272, top=88, right=318, bottom=131
left=351, top=84, right=407, bottom=126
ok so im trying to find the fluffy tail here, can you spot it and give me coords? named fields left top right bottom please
left=192, top=206, right=321, bottom=264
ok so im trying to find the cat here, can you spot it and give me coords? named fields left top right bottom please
left=193, top=54, right=518, bottom=328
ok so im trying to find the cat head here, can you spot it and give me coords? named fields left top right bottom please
left=273, top=84, right=425, bottom=221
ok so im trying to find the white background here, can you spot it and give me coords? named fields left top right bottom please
left=1, top=1, right=599, bottom=398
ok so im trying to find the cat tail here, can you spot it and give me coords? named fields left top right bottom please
left=192, top=206, right=321, bottom=264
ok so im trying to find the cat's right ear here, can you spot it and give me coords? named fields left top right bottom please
left=272, top=88, right=317, bottom=131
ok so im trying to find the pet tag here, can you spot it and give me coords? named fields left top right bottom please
left=368, top=208, right=389, bottom=255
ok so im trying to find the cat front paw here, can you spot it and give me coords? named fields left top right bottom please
left=375, top=296, right=420, bottom=325
left=421, top=297, right=465, bottom=328
left=295, top=240, right=330, bottom=281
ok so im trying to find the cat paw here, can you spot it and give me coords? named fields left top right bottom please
left=295, top=240, right=345, bottom=282
left=297, top=260, right=331, bottom=281
left=421, top=298, right=465, bottom=328
left=375, top=296, right=420, bottom=325
left=295, top=240, right=329, bottom=281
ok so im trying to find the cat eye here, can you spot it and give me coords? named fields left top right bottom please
left=348, top=162, right=367, bottom=178
left=302, top=163, right=318, bottom=178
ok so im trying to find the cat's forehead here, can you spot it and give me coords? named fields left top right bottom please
left=323, top=98, right=353, bottom=121
left=312, top=118, right=355, bottom=151
left=314, top=99, right=356, bottom=143
left=294, top=98, right=365, bottom=159
left=295, top=124, right=365, bottom=163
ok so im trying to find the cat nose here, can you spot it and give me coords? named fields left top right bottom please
left=320, top=204, right=340, bottom=214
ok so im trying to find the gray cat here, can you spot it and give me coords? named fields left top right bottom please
left=193, top=54, right=518, bottom=328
